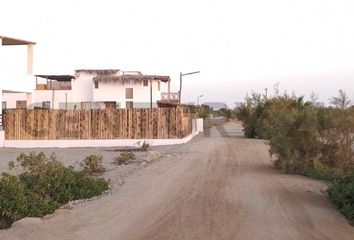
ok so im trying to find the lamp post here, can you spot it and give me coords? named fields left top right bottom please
left=197, top=94, right=204, bottom=106
left=179, top=71, right=200, bottom=105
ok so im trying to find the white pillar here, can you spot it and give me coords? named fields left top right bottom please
left=27, top=44, right=34, bottom=75
left=0, top=88, right=2, bottom=115
left=0, top=39, right=2, bottom=115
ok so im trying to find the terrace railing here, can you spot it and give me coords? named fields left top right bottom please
left=161, top=92, right=180, bottom=102
left=36, top=82, right=72, bottom=90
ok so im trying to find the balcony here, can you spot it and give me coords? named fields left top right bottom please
left=36, top=81, right=72, bottom=90
left=35, top=75, right=74, bottom=90
left=161, top=92, right=179, bottom=102
left=158, top=92, right=180, bottom=107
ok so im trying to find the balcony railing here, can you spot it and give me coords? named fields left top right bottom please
left=161, top=92, right=180, bottom=101
left=36, top=82, right=72, bottom=90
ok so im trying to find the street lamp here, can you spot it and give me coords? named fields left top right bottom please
left=197, top=94, right=204, bottom=106
left=179, top=71, right=200, bottom=105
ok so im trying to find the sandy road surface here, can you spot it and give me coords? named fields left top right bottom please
left=1, top=121, right=354, bottom=240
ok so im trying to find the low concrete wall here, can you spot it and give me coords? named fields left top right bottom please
left=0, top=131, right=4, bottom=147
left=2, top=131, right=199, bottom=148
left=196, top=118, right=204, bottom=132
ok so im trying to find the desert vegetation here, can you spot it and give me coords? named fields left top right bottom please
left=0, top=152, right=109, bottom=229
left=81, top=155, right=106, bottom=175
left=114, top=152, right=136, bottom=165
left=236, top=88, right=354, bottom=224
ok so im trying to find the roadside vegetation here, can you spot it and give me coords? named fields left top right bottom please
left=0, top=152, right=109, bottom=229
left=236, top=88, right=354, bottom=224
left=81, top=155, right=106, bottom=175
left=214, top=108, right=237, bottom=121
left=187, top=104, right=213, bottom=119
left=114, top=152, right=136, bottom=165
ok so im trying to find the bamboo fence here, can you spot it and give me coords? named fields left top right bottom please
left=3, top=107, right=194, bottom=140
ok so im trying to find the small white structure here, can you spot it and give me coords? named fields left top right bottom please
left=2, top=90, right=32, bottom=109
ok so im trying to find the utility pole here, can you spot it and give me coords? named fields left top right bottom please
left=150, top=79, right=152, bottom=109
left=179, top=71, right=200, bottom=105
left=197, top=94, right=204, bottom=106
left=179, top=72, right=182, bottom=105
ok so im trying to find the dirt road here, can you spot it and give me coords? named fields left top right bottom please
left=1, top=121, right=354, bottom=239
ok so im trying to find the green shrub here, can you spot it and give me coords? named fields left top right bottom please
left=81, top=155, right=105, bottom=175
left=114, top=152, right=135, bottom=165
left=237, top=89, right=354, bottom=223
left=327, top=178, right=354, bottom=224
left=141, top=141, right=150, bottom=151
left=0, top=152, right=109, bottom=229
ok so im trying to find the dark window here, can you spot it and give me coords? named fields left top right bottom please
left=143, top=79, right=148, bottom=86
left=126, top=88, right=133, bottom=99
left=126, top=101, right=133, bottom=109
left=2, top=101, right=6, bottom=110
left=104, top=102, right=117, bottom=110
left=94, top=81, right=99, bottom=89
left=16, top=101, right=27, bottom=109
left=42, top=101, right=50, bottom=109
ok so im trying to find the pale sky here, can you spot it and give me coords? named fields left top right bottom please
left=1, top=0, right=354, bottom=107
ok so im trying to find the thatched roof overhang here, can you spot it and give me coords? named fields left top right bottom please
left=35, top=75, right=75, bottom=82
left=0, top=35, right=36, bottom=45
left=2, top=90, right=31, bottom=94
left=75, top=69, right=120, bottom=76
left=93, top=75, right=170, bottom=84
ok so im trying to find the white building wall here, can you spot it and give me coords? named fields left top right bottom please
left=0, top=89, right=2, bottom=114
left=32, top=90, right=74, bottom=109
left=2, top=92, right=31, bottom=109
left=72, top=72, right=96, bottom=102
left=93, top=80, right=162, bottom=108
left=2, top=71, right=167, bottom=110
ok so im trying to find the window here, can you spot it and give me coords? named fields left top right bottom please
left=42, top=101, right=51, bottom=109
left=2, top=101, right=6, bottom=110
left=94, top=81, right=99, bottom=89
left=126, top=101, right=133, bottom=109
left=143, top=79, right=148, bottom=86
left=158, top=80, right=161, bottom=91
left=16, top=101, right=27, bottom=109
left=104, top=102, right=117, bottom=110
left=126, top=88, right=133, bottom=99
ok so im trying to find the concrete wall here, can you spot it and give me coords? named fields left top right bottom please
left=2, top=131, right=199, bottom=148
left=196, top=118, right=204, bottom=132
left=0, top=131, right=4, bottom=148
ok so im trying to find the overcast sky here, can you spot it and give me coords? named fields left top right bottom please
left=1, top=0, right=354, bottom=107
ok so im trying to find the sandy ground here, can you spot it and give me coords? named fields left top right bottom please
left=1, top=121, right=354, bottom=240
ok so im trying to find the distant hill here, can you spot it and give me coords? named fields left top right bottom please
left=203, top=102, right=228, bottom=110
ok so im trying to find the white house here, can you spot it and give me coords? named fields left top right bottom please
left=0, top=35, right=35, bottom=115
left=0, top=36, right=176, bottom=111
left=4, top=69, right=173, bottom=110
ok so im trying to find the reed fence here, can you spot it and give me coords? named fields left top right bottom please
left=3, top=107, right=194, bottom=140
